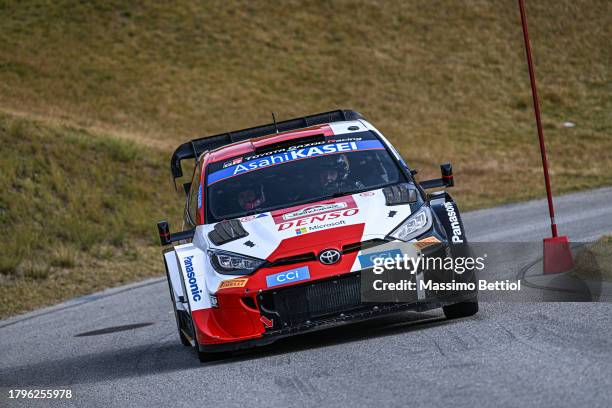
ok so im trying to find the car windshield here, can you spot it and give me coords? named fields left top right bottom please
left=205, top=133, right=408, bottom=222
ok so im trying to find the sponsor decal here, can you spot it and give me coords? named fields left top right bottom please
left=243, top=240, right=255, bottom=247
left=359, top=191, right=375, bottom=197
left=266, top=266, right=310, bottom=288
left=359, top=249, right=403, bottom=269
left=293, top=219, right=348, bottom=235
left=414, top=236, right=441, bottom=249
left=197, top=184, right=202, bottom=209
left=223, top=157, right=243, bottom=168
left=240, top=213, right=269, bottom=222
left=282, top=202, right=347, bottom=221
left=443, top=202, right=464, bottom=243
left=388, top=210, right=397, bottom=218
left=278, top=208, right=357, bottom=231
left=218, top=278, right=249, bottom=290
left=273, top=196, right=356, bottom=225
left=260, top=315, right=274, bottom=328
left=305, top=219, right=346, bottom=233
left=241, top=136, right=365, bottom=163
left=207, top=140, right=385, bottom=185
left=295, top=227, right=308, bottom=235
left=183, top=256, right=203, bottom=302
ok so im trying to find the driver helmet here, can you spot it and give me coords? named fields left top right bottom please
left=238, top=185, right=266, bottom=210
left=319, top=154, right=349, bottom=192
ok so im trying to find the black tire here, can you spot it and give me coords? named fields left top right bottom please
left=443, top=300, right=479, bottom=319
left=164, top=260, right=192, bottom=346
left=175, top=308, right=192, bottom=347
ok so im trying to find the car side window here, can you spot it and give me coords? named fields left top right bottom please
left=186, top=163, right=202, bottom=226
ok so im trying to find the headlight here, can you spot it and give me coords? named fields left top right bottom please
left=208, top=250, right=265, bottom=275
left=389, top=206, right=432, bottom=242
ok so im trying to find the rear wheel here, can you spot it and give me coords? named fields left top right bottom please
left=164, top=260, right=192, bottom=346
left=174, top=307, right=192, bottom=347
left=443, top=300, right=479, bottom=319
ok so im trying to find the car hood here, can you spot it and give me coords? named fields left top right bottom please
left=203, top=188, right=415, bottom=262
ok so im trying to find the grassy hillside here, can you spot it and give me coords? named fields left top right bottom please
left=1, top=0, right=611, bottom=207
left=0, top=0, right=610, bottom=316
left=0, top=114, right=180, bottom=317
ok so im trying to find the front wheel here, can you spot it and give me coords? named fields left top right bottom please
left=443, top=300, right=479, bottom=319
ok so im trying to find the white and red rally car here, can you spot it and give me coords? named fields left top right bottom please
left=158, top=110, right=477, bottom=361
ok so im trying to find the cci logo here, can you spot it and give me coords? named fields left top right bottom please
left=358, top=249, right=402, bottom=268
left=266, top=266, right=310, bottom=288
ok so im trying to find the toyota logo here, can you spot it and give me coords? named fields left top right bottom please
left=318, top=249, right=342, bottom=265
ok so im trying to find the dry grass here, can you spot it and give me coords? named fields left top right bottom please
left=0, top=113, right=181, bottom=318
left=571, top=236, right=612, bottom=282
left=0, top=0, right=610, bottom=210
left=49, top=245, right=78, bottom=269
left=0, top=244, right=164, bottom=318
left=0, top=0, right=610, bottom=317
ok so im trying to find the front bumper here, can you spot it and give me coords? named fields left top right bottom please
left=195, top=270, right=476, bottom=353
left=194, top=239, right=477, bottom=352
left=198, top=293, right=476, bottom=353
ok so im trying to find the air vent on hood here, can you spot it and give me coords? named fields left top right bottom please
left=383, top=184, right=417, bottom=206
left=208, top=219, right=249, bottom=245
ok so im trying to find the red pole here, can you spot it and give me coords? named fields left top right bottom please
left=518, top=0, right=558, bottom=237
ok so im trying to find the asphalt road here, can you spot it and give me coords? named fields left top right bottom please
left=2, top=187, right=612, bottom=408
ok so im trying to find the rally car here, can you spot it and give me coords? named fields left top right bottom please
left=158, top=110, right=478, bottom=361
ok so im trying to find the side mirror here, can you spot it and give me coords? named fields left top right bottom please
left=157, top=220, right=195, bottom=246
left=157, top=221, right=171, bottom=246
left=420, top=163, right=454, bottom=189
left=441, top=163, right=454, bottom=187
left=183, top=182, right=192, bottom=197
left=410, top=168, right=418, bottom=176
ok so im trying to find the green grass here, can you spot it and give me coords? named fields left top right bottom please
left=0, top=0, right=610, bottom=317
left=0, top=113, right=180, bottom=317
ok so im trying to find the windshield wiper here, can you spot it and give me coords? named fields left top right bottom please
left=331, top=191, right=352, bottom=197
left=315, top=190, right=360, bottom=201
left=325, top=184, right=393, bottom=199
left=330, top=186, right=375, bottom=198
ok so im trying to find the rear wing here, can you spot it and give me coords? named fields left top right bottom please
left=170, top=109, right=365, bottom=180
